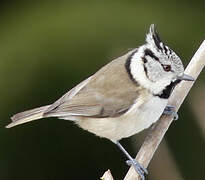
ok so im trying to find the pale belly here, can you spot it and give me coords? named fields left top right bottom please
left=77, top=96, right=168, bottom=142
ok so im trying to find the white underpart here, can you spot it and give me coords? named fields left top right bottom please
left=77, top=95, right=167, bottom=142
left=130, top=46, right=171, bottom=95
left=123, top=95, right=167, bottom=137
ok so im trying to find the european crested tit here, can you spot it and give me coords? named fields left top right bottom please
left=7, top=24, right=194, bottom=180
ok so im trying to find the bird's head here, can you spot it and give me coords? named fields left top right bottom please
left=128, top=24, right=194, bottom=97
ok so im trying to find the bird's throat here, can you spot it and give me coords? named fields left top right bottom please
left=155, top=79, right=181, bottom=99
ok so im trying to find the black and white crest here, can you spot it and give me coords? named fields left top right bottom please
left=146, top=24, right=174, bottom=58
left=148, top=24, right=163, bottom=50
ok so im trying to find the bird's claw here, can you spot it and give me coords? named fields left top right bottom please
left=163, top=105, right=178, bottom=120
left=126, top=159, right=148, bottom=180
left=173, top=112, right=178, bottom=120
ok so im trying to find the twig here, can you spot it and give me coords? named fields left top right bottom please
left=123, top=40, right=205, bottom=180
left=101, top=169, right=114, bottom=180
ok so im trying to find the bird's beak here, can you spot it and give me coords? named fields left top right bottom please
left=177, top=74, right=195, bottom=81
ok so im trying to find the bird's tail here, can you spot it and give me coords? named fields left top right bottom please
left=6, top=105, right=50, bottom=128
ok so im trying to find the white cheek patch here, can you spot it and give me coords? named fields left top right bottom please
left=146, top=58, right=163, bottom=81
left=130, top=46, right=172, bottom=95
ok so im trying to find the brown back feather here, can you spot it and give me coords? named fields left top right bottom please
left=45, top=49, right=144, bottom=118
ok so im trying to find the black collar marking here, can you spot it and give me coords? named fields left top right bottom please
left=155, top=79, right=181, bottom=99
left=125, top=49, right=139, bottom=85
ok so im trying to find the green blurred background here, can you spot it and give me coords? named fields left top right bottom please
left=0, top=1, right=205, bottom=180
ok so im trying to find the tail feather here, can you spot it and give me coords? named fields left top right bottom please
left=6, top=105, right=50, bottom=128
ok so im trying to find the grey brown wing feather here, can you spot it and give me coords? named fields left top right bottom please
left=44, top=49, right=141, bottom=119
left=44, top=76, right=92, bottom=114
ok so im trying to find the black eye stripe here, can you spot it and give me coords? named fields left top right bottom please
left=144, top=49, right=159, bottom=61
left=142, top=57, right=147, bottom=63
left=143, top=64, right=148, bottom=77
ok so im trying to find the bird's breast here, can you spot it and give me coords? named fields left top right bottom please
left=77, top=95, right=168, bottom=142
left=123, top=95, right=168, bottom=135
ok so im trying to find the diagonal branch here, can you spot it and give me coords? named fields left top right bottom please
left=123, top=40, right=205, bottom=180
left=101, top=170, right=114, bottom=180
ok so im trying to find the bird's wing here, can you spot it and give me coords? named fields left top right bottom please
left=44, top=49, right=142, bottom=118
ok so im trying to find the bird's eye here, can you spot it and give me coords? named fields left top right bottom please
left=162, top=65, right=171, bottom=72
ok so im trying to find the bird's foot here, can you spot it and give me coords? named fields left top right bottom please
left=116, top=141, right=148, bottom=179
left=163, top=105, right=178, bottom=120
left=126, top=159, right=148, bottom=180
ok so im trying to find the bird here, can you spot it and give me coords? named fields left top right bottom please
left=6, top=24, right=194, bottom=180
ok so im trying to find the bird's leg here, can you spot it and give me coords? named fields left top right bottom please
left=116, top=141, right=148, bottom=180
left=163, top=105, right=178, bottom=120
